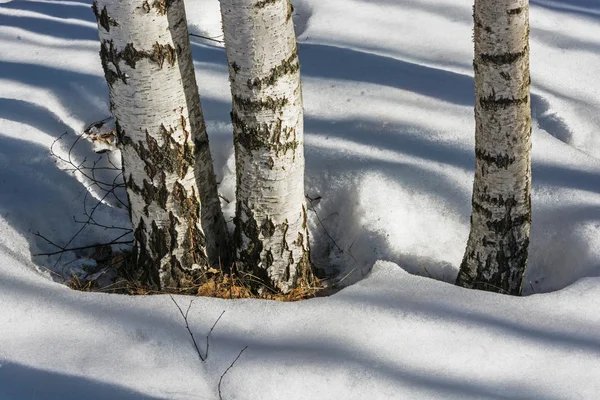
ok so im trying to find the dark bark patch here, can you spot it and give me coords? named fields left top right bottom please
left=261, top=217, right=276, bottom=238
left=302, top=204, right=307, bottom=229
left=231, top=111, right=299, bottom=156
left=287, top=1, right=294, bottom=22
left=475, top=148, right=516, bottom=169
left=151, top=0, right=176, bottom=15
left=129, top=127, right=194, bottom=181
left=255, top=0, right=278, bottom=8
left=472, top=201, right=493, bottom=219
left=173, top=184, right=208, bottom=268
left=507, top=7, right=524, bottom=15
left=246, top=51, right=299, bottom=90
left=478, top=46, right=528, bottom=65
left=92, top=2, right=118, bottom=32
left=479, top=95, right=528, bottom=111
left=234, top=202, right=265, bottom=276
left=233, top=95, right=289, bottom=113
left=100, top=40, right=126, bottom=86
left=101, top=40, right=178, bottom=79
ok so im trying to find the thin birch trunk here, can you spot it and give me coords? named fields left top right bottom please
left=456, top=0, right=532, bottom=295
left=93, top=0, right=228, bottom=289
left=219, top=0, right=314, bottom=294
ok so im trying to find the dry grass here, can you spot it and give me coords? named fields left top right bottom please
left=67, top=252, right=324, bottom=302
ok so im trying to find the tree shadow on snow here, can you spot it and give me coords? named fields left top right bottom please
left=0, top=362, right=161, bottom=400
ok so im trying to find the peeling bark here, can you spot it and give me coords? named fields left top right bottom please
left=219, top=0, right=315, bottom=293
left=93, top=0, right=229, bottom=290
left=456, top=0, right=532, bottom=295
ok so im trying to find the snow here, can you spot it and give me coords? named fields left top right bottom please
left=1, top=0, right=600, bottom=398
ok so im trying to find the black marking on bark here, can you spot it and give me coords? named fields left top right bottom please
left=265, top=249, right=274, bottom=269
left=486, top=213, right=530, bottom=234
left=280, top=219, right=289, bottom=256
left=100, top=40, right=126, bottom=86
left=99, top=40, right=178, bottom=86
left=478, top=46, right=527, bottom=65
left=286, top=1, right=294, bottom=22
left=168, top=211, right=179, bottom=252
left=479, top=95, right=528, bottom=111
left=255, top=0, right=278, bottom=8
left=246, top=52, right=299, bottom=90
left=478, top=193, right=518, bottom=208
left=295, top=232, right=304, bottom=247
left=231, top=62, right=240, bottom=74
left=234, top=203, right=269, bottom=284
left=151, top=0, right=176, bottom=15
left=472, top=201, right=493, bottom=219
left=233, top=95, right=289, bottom=113
left=499, top=71, right=510, bottom=81
left=152, top=42, right=178, bottom=68
left=173, top=183, right=208, bottom=268
left=475, top=148, right=516, bottom=169
left=231, top=111, right=299, bottom=156
left=130, top=126, right=195, bottom=181
left=92, top=2, right=117, bottom=32
left=261, top=217, right=276, bottom=238
left=140, top=174, right=168, bottom=210
left=507, top=7, right=524, bottom=15
left=172, top=16, right=186, bottom=31
left=473, top=16, right=492, bottom=33
left=131, top=217, right=160, bottom=287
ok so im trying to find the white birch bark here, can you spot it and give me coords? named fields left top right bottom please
left=93, top=0, right=228, bottom=289
left=219, top=0, right=314, bottom=293
left=456, top=0, right=532, bottom=295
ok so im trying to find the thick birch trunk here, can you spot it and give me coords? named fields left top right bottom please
left=93, top=0, right=228, bottom=289
left=456, top=0, right=532, bottom=295
left=219, top=0, right=314, bottom=294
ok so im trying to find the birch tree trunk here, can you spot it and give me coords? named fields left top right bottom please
left=456, top=0, right=532, bottom=295
left=219, top=0, right=314, bottom=294
left=93, top=0, right=228, bottom=289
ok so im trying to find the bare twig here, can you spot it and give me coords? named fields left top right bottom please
left=205, top=310, right=226, bottom=360
left=35, top=128, right=131, bottom=273
left=218, top=346, right=248, bottom=400
left=33, top=239, right=133, bottom=256
left=170, top=295, right=205, bottom=362
left=169, top=295, right=226, bottom=362
left=189, top=33, right=224, bottom=44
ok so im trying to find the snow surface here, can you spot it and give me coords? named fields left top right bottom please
left=1, top=0, right=600, bottom=398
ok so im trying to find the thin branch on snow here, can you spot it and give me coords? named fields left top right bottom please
left=205, top=310, right=226, bottom=360
left=169, top=295, right=225, bottom=362
left=189, top=33, right=224, bottom=43
left=218, top=346, right=248, bottom=400
left=32, top=231, right=133, bottom=257
left=34, top=127, right=132, bottom=272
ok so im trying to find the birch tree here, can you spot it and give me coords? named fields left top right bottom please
left=93, top=0, right=228, bottom=289
left=219, top=0, right=315, bottom=294
left=456, top=0, right=532, bottom=295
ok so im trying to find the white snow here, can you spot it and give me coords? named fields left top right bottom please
left=1, top=0, right=599, bottom=398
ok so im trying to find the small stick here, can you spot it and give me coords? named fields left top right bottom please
left=189, top=33, right=224, bottom=43
left=169, top=295, right=205, bottom=362
left=205, top=311, right=225, bottom=360
left=218, top=346, right=248, bottom=400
